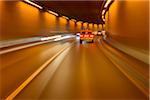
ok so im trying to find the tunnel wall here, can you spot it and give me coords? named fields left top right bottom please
left=0, top=1, right=100, bottom=41
left=105, top=0, right=149, bottom=51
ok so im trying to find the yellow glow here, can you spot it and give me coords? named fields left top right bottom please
left=62, top=16, right=69, bottom=20
left=105, top=12, right=109, bottom=30
left=77, top=22, right=81, bottom=25
left=105, top=0, right=149, bottom=50
left=89, top=24, right=93, bottom=27
left=94, top=24, right=97, bottom=29
left=98, top=24, right=103, bottom=30
left=44, top=12, right=56, bottom=26
left=69, top=20, right=75, bottom=31
left=88, top=24, right=93, bottom=30
left=78, top=21, right=83, bottom=23
left=102, top=15, right=104, bottom=19
left=76, top=22, right=82, bottom=31
left=69, top=20, right=75, bottom=24
left=58, top=17, right=67, bottom=31
left=103, top=24, right=106, bottom=30
left=83, top=23, right=88, bottom=29
left=70, top=19, right=76, bottom=22
left=59, top=17, right=67, bottom=23
left=17, top=1, right=40, bottom=27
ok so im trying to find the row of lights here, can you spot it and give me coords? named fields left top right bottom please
left=47, top=10, right=59, bottom=16
left=23, top=0, right=95, bottom=25
left=102, top=0, right=113, bottom=22
left=24, top=0, right=43, bottom=9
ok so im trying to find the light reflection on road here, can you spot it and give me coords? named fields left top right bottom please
left=15, top=38, right=147, bottom=100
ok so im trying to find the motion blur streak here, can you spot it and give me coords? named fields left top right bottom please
left=6, top=42, right=73, bottom=100
left=0, top=39, right=75, bottom=99
left=0, top=0, right=149, bottom=99
left=40, top=35, right=61, bottom=41
left=0, top=35, right=74, bottom=55
left=54, top=35, right=75, bottom=41
left=97, top=39, right=149, bottom=96
left=15, top=39, right=147, bottom=100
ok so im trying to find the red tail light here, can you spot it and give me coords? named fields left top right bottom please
left=90, top=35, right=94, bottom=38
left=80, top=34, right=83, bottom=37
left=85, top=35, right=89, bottom=37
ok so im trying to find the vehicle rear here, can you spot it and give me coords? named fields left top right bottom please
left=80, top=30, right=94, bottom=43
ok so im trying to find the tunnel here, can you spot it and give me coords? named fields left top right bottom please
left=0, top=0, right=149, bottom=100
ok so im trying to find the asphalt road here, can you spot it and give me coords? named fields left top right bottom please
left=0, top=37, right=148, bottom=100
left=0, top=38, right=75, bottom=99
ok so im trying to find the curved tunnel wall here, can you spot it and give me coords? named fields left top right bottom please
left=105, top=0, right=149, bottom=51
left=0, top=1, right=100, bottom=41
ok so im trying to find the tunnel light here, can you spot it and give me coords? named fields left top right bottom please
left=102, top=15, right=104, bottom=19
left=23, top=0, right=43, bottom=9
left=47, top=10, right=59, bottom=16
left=102, top=10, right=105, bottom=15
left=102, top=15, right=105, bottom=20
left=71, top=19, right=76, bottom=22
left=78, top=21, right=83, bottom=23
left=104, top=0, right=112, bottom=8
left=62, top=16, right=69, bottom=20
left=103, top=18, right=105, bottom=22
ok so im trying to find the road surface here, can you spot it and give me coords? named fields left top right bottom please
left=0, top=37, right=148, bottom=100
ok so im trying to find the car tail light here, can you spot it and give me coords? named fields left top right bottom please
left=80, top=34, right=83, bottom=37
left=90, top=35, right=94, bottom=38
left=85, top=35, right=89, bottom=37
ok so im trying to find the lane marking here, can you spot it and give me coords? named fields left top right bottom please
left=5, top=42, right=74, bottom=100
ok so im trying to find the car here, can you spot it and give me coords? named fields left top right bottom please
left=97, top=31, right=102, bottom=36
left=76, top=32, right=80, bottom=37
left=80, top=30, right=95, bottom=43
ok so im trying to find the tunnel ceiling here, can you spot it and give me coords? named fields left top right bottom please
left=34, top=1, right=105, bottom=24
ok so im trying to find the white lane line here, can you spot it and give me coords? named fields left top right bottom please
left=5, top=42, right=74, bottom=100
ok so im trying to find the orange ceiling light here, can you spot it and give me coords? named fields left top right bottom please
left=47, top=10, right=58, bottom=16
left=23, top=0, right=43, bottom=9
left=104, top=0, right=112, bottom=8
left=70, top=19, right=76, bottom=22
left=102, top=9, right=105, bottom=15
left=102, top=0, right=113, bottom=21
left=62, top=16, right=69, bottom=20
